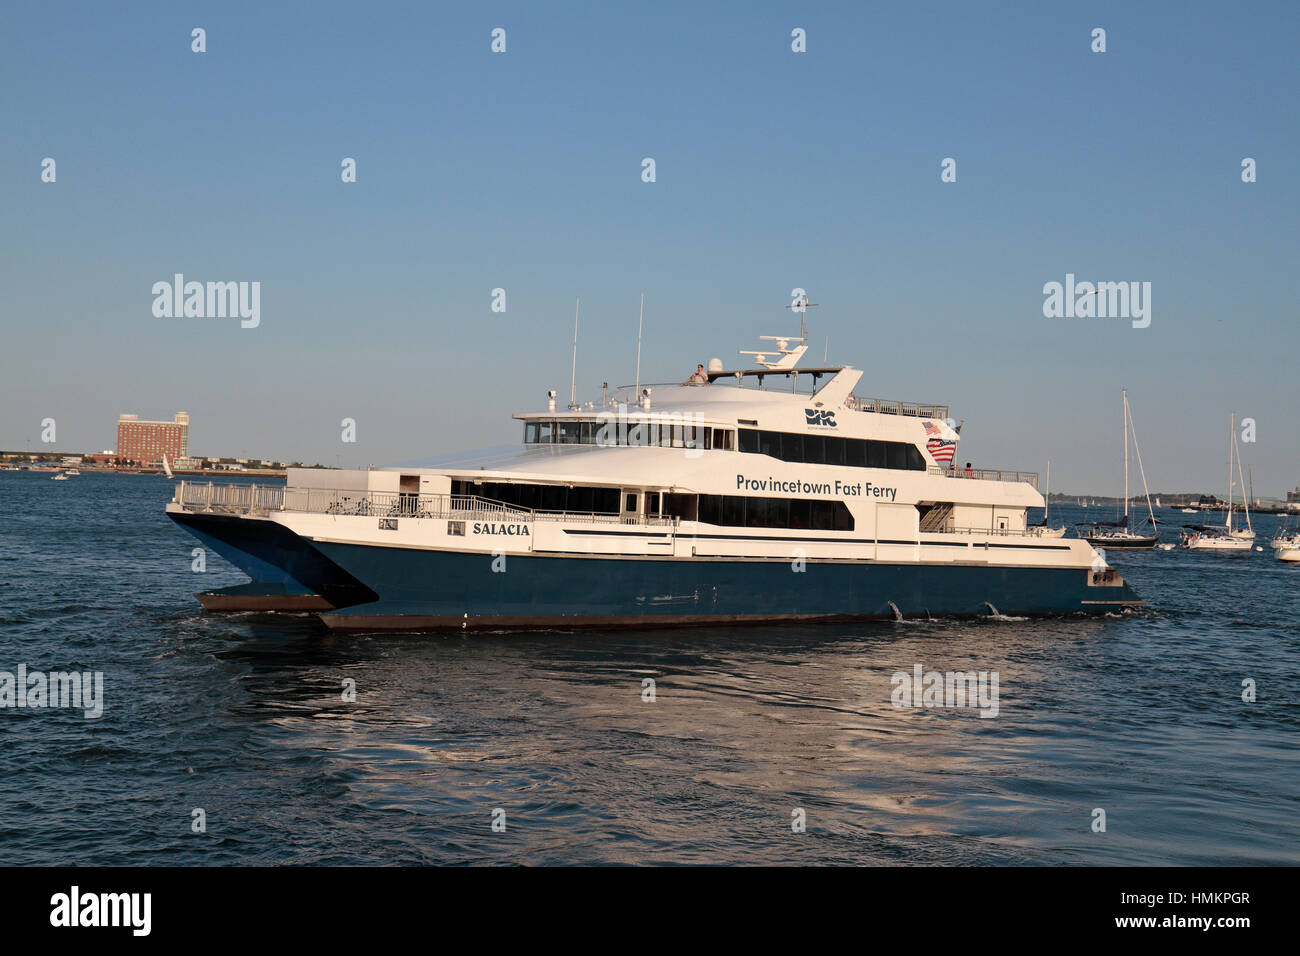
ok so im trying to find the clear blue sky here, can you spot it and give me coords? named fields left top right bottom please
left=2, top=1, right=1297, bottom=494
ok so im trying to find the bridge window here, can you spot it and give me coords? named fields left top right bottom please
left=738, top=428, right=925, bottom=471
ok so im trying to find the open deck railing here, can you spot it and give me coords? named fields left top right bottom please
left=925, top=466, right=1039, bottom=489
left=950, top=524, right=1063, bottom=538
left=849, top=396, right=950, bottom=419
left=172, top=480, right=676, bottom=526
left=174, top=481, right=285, bottom=514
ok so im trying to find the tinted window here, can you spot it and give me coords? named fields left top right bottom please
left=823, top=436, right=845, bottom=466
left=697, top=495, right=852, bottom=531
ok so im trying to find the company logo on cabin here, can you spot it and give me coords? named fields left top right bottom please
left=805, top=409, right=837, bottom=428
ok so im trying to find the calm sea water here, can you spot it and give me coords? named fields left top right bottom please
left=0, top=471, right=1296, bottom=865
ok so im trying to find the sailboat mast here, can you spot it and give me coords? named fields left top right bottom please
left=1128, top=395, right=1157, bottom=530
left=1123, top=389, right=1129, bottom=522
left=1045, top=459, right=1051, bottom=522
left=1237, top=427, right=1253, bottom=533
left=1226, top=412, right=1235, bottom=530
left=1247, top=465, right=1254, bottom=531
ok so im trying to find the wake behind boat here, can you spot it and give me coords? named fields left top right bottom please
left=165, top=301, right=1142, bottom=630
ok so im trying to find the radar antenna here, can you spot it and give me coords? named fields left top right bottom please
left=738, top=292, right=817, bottom=369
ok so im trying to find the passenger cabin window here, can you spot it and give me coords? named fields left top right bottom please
left=663, top=493, right=698, bottom=522
left=737, top=428, right=926, bottom=471
left=697, top=494, right=854, bottom=531
left=452, top=480, right=620, bottom=514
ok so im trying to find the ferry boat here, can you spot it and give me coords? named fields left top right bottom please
left=165, top=320, right=1142, bottom=630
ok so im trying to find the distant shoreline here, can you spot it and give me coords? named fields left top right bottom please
left=1, top=466, right=287, bottom=478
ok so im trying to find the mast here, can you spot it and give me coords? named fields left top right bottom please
left=1128, top=394, right=1156, bottom=532
left=634, top=293, right=644, bottom=397
left=1123, top=389, right=1129, bottom=523
left=1226, top=412, right=1235, bottom=531
left=1044, top=459, right=1051, bottom=523
left=1247, top=465, right=1255, bottom=531
left=569, top=298, right=580, bottom=410
left=1236, top=425, right=1253, bottom=533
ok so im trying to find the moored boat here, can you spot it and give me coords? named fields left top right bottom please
left=1078, top=389, right=1158, bottom=549
left=1186, top=412, right=1254, bottom=550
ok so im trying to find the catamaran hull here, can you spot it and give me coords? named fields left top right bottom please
left=308, top=543, right=1143, bottom=632
left=167, top=511, right=377, bottom=611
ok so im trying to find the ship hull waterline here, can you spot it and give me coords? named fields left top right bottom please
left=308, top=541, right=1144, bottom=633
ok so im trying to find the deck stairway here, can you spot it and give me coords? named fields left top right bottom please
left=919, top=502, right=954, bottom=533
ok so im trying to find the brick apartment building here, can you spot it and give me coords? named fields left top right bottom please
left=116, top=412, right=189, bottom=467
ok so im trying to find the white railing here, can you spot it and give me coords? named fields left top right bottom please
left=949, top=525, right=1060, bottom=538
left=849, top=396, right=950, bottom=419
left=174, top=481, right=285, bottom=514
left=934, top=466, right=1039, bottom=489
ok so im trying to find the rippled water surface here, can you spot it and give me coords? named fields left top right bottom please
left=1, top=472, right=1296, bottom=865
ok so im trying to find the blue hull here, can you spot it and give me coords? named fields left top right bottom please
left=169, top=512, right=376, bottom=611
left=309, top=542, right=1143, bottom=631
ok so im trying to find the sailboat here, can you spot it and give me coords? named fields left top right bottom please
left=1184, top=413, right=1254, bottom=551
left=162, top=454, right=174, bottom=479
left=1155, top=496, right=1162, bottom=508
left=1078, top=390, right=1158, bottom=548
left=1032, top=460, right=1067, bottom=537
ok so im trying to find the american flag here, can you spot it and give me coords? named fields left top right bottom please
left=922, top=420, right=943, bottom=436
left=927, top=438, right=957, bottom=464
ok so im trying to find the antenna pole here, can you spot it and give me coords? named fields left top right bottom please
left=569, top=298, right=580, bottom=410
left=634, top=293, right=644, bottom=396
